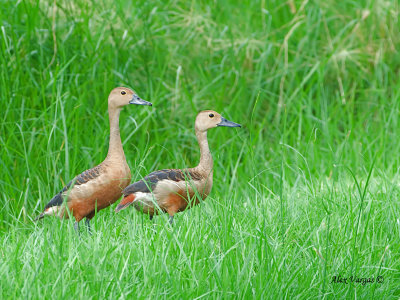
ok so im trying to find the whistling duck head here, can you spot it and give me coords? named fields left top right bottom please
left=195, top=110, right=241, bottom=132
left=108, top=87, right=152, bottom=109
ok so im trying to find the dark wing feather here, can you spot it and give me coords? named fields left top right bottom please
left=123, top=169, right=202, bottom=195
left=44, top=165, right=102, bottom=210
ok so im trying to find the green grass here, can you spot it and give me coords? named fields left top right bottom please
left=1, top=0, right=400, bottom=298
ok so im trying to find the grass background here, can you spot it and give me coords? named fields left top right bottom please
left=1, top=0, right=399, bottom=298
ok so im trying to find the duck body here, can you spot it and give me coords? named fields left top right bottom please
left=43, top=159, right=131, bottom=221
left=115, top=110, right=240, bottom=223
left=36, top=87, right=152, bottom=230
left=116, top=167, right=212, bottom=217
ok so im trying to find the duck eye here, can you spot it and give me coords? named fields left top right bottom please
left=121, top=91, right=126, bottom=95
left=209, top=113, right=214, bottom=118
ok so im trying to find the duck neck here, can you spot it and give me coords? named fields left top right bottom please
left=195, top=130, right=213, bottom=173
left=106, top=107, right=125, bottom=161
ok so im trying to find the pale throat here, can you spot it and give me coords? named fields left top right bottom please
left=106, top=107, right=125, bottom=160
left=196, top=130, right=213, bottom=171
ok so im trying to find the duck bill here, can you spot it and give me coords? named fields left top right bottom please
left=129, top=95, right=152, bottom=106
left=217, top=117, right=241, bottom=128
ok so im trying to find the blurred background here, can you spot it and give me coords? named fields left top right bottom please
left=1, top=0, right=398, bottom=223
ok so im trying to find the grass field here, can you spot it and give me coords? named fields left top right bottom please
left=1, top=0, right=400, bottom=298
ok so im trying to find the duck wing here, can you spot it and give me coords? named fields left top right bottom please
left=123, top=169, right=201, bottom=195
left=35, top=165, right=103, bottom=220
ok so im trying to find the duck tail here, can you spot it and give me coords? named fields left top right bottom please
left=115, top=194, right=135, bottom=213
left=34, top=205, right=60, bottom=221
left=34, top=212, right=46, bottom=221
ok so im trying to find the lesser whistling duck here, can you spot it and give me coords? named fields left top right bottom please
left=115, top=110, right=241, bottom=223
left=35, top=87, right=152, bottom=232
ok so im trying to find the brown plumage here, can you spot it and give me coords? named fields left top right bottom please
left=35, top=87, right=152, bottom=232
left=115, top=110, right=241, bottom=224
